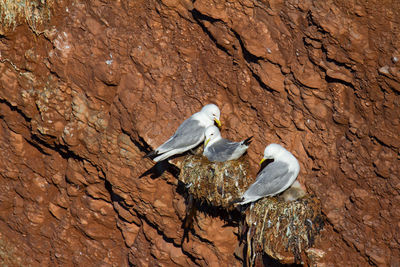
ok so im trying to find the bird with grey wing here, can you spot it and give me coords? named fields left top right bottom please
left=145, top=104, right=221, bottom=162
left=203, top=125, right=252, bottom=162
left=238, top=143, right=300, bottom=205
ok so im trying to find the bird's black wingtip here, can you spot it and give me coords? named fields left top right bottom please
left=243, top=136, right=253, bottom=146
left=143, top=150, right=158, bottom=159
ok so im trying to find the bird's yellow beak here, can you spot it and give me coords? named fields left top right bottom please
left=259, top=158, right=266, bottom=165
left=204, top=138, right=210, bottom=147
left=214, top=118, right=221, bottom=128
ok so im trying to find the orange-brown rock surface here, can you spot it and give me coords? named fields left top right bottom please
left=0, top=0, right=399, bottom=266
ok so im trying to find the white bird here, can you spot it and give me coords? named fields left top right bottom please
left=146, top=104, right=221, bottom=162
left=238, top=144, right=300, bottom=205
left=203, top=125, right=252, bottom=162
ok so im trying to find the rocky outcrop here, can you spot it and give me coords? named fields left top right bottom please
left=0, top=0, right=399, bottom=266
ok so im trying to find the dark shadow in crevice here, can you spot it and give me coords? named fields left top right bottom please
left=320, top=45, right=354, bottom=71
left=30, top=134, right=86, bottom=162
left=305, top=10, right=328, bottom=35
left=0, top=99, right=32, bottom=123
left=231, top=29, right=263, bottom=64
left=0, top=98, right=89, bottom=163
left=262, top=255, right=303, bottom=267
left=251, top=69, right=276, bottom=93
left=120, top=128, right=178, bottom=179
left=134, top=136, right=153, bottom=155
left=25, top=138, right=51, bottom=156
left=190, top=9, right=232, bottom=56
left=121, top=128, right=153, bottom=155
left=104, top=179, right=125, bottom=204
left=230, top=29, right=275, bottom=93
left=371, top=135, right=392, bottom=149
left=325, top=75, right=355, bottom=90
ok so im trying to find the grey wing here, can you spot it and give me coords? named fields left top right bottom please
left=207, top=139, right=240, bottom=162
left=244, top=161, right=293, bottom=197
left=157, top=118, right=204, bottom=153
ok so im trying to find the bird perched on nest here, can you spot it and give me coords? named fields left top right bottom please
left=203, top=125, right=252, bottom=162
left=145, top=104, right=221, bottom=162
left=237, top=143, right=300, bottom=205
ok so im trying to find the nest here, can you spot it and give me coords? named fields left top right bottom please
left=177, top=153, right=324, bottom=265
left=242, top=196, right=324, bottom=265
left=178, top=154, right=254, bottom=210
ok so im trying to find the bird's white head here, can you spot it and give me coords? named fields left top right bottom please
left=260, top=143, right=286, bottom=164
left=201, top=104, right=221, bottom=127
left=204, top=125, right=221, bottom=147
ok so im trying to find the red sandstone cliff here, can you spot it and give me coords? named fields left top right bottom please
left=0, top=0, right=399, bottom=266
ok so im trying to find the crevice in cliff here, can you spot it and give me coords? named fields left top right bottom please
left=305, top=10, right=328, bottom=35
left=0, top=100, right=53, bottom=158
left=231, top=30, right=263, bottom=64
left=29, top=134, right=86, bottom=162
left=229, top=30, right=275, bottom=93
left=0, top=99, right=32, bottom=123
left=190, top=9, right=232, bottom=56
left=25, top=138, right=51, bottom=156
left=122, top=128, right=153, bottom=156
left=250, top=68, right=276, bottom=93
left=325, top=75, right=355, bottom=90
left=104, top=178, right=125, bottom=204
left=325, top=57, right=353, bottom=72
left=0, top=97, right=90, bottom=164
left=304, top=17, right=358, bottom=93
left=371, top=135, right=393, bottom=149
left=135, top=135, right=154, bottom=155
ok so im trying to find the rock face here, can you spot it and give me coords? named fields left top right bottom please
left=0, top=0, right=399, bottom=266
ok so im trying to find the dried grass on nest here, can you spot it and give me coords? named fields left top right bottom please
left=178, top=154, right=254, bottom=210
left=243, top=196, right=324, bottom=265
left=0, top=0, right=54, bottom=34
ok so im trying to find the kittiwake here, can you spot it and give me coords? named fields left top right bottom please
left=238, top=143, right=300, bottom=205
left=203, top=125, right=252, bottom=162
left=146, top=104, right=221, bottom=162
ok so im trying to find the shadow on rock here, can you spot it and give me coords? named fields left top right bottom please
left=139, top=160, right=180, bottom=179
